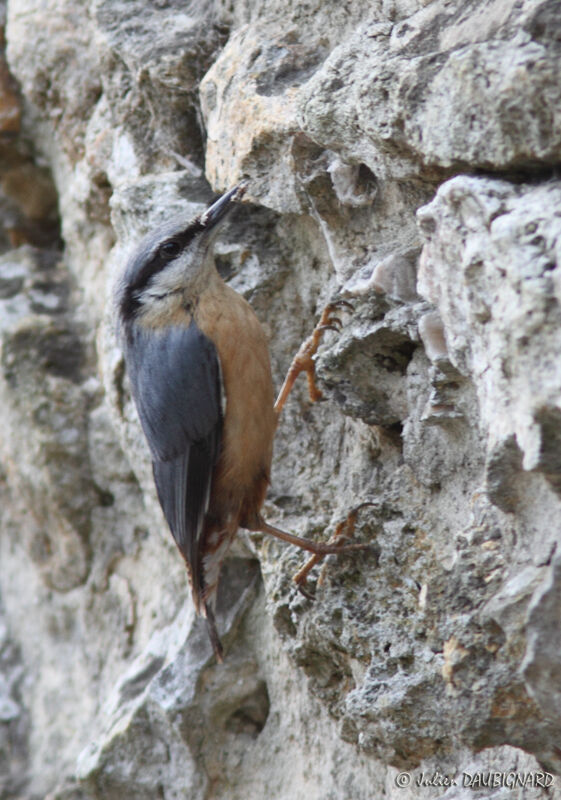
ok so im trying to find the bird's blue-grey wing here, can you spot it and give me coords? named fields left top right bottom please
left=123, top=321, right=222, bottom=595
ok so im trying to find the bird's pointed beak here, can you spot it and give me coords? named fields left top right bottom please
left=201, top=183, right=247, bottom=230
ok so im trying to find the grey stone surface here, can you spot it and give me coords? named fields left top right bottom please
left=522, top=552, right=561, bottom=725
left=0, top=0, right=560, bottom=798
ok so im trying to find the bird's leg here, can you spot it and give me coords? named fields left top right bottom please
left=270, top=300, right=371, bottom=593
left=253, top=516, right=371, bottom=557
left=274, top=300, right=353, bottom=416
left=293, top=502, right=375, bottom=597
left=250, top=505, right=373, bottom=600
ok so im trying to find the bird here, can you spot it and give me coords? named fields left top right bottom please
left=117, top=184, right=369, bottom=661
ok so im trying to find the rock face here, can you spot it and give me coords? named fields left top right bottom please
left=1, top=0, right=561, bottom=797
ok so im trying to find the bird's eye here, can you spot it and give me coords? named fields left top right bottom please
left=160, top=239, right=181, bottom=258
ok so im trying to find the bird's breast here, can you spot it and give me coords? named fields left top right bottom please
left=194, top=279, right=276, bottom=519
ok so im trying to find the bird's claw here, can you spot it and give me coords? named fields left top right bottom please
left=297, top=583, right=316, bottom=601
left=332, top=299, right=354, bottom=312
left=302, top=301, right=353, bottom=401
left=317, top=322, right=341, bottom=335
left=316, top=302, right=352, bottom=331
left=318, top=315, right=343, bottom=332
left=292, top=502, right=374, bottom=593
left=274, top=297, right=354, bottom=414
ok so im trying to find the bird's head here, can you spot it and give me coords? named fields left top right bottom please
left=118, top=184, right=246, bottom=324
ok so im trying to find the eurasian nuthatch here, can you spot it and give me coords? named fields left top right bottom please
left=117, top=185, right=368, bottom=661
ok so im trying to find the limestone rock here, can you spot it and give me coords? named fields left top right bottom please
left=1, top=0, right=561, bottom=797
left=418, top=176, right=561, bottom=506
left=522, top=552, right=561, bottom=727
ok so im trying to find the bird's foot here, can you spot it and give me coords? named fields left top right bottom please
left=274, top=299, right=353, bottom=415
left=292, top=502, right=375, bottom=599
left=256, top=515, right=371, bottom=556
left=249, top=505, right=374, bottom=599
